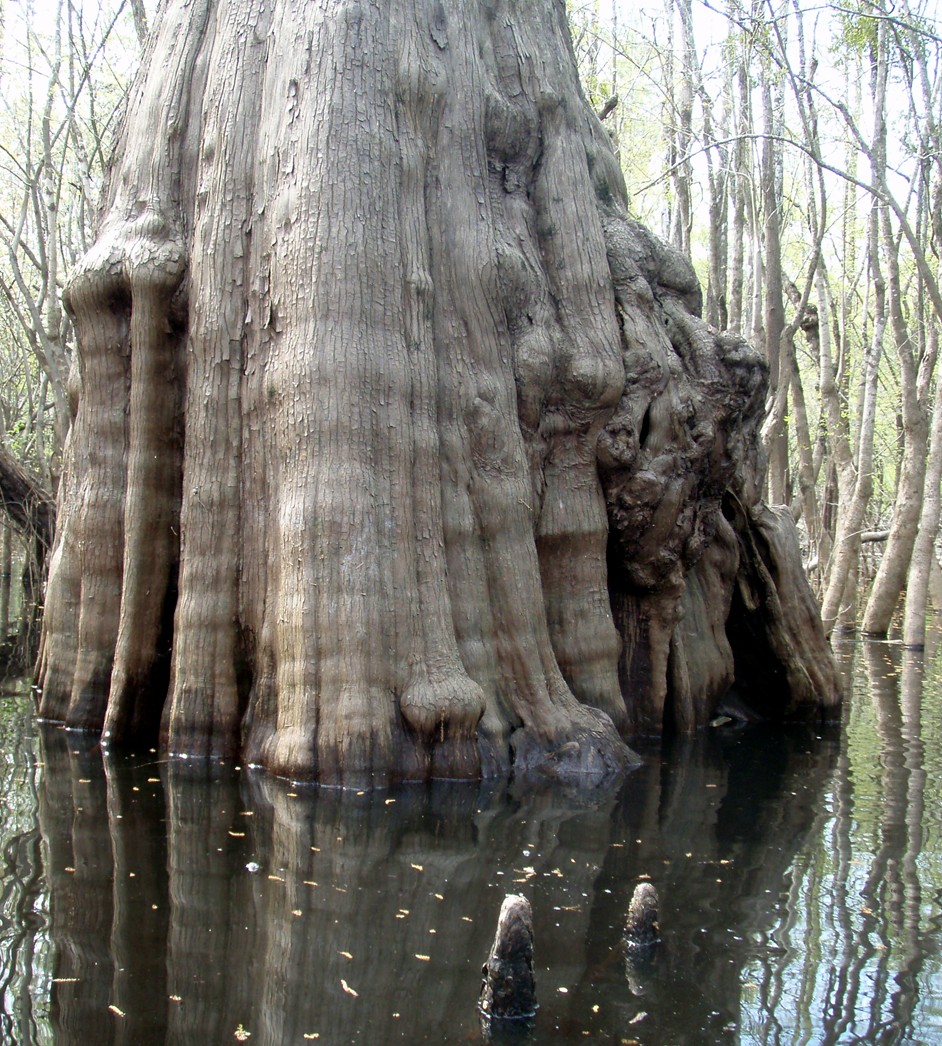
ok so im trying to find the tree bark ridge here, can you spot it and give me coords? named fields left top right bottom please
left=38, top=0, right=840, bottom=785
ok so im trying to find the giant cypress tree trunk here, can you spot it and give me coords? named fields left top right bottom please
left=38, top=0, right=840, bottom=786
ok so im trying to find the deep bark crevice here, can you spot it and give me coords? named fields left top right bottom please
left=37, top=0, right=840, bottom=786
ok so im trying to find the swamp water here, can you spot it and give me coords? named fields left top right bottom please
left=1, top=637, right=942, bottom=1044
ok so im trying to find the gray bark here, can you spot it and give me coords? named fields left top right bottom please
left=903, top=353, right=942, bottom=648
left=38, top=0, right=839, bottom=785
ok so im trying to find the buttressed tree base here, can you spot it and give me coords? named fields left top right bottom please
left=38, top=0, right=841, bottom=787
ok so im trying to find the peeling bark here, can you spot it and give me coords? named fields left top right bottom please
left=39, top=0, right=839, bottom=785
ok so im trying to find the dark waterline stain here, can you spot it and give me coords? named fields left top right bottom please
left=2, top=636, right=942, bottom=1044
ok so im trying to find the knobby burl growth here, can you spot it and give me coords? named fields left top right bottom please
left=38, top=0, right=840, bottom=787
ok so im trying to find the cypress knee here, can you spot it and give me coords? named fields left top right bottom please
left=479, top=894, right=537, bottom=1020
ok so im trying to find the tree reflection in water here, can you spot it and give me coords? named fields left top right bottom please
left=740, top=637, right=942, bottom=1044
left=35, top=724, right=836, bottom=1044
left=1, top=641, right=940, bottom=1043
left=0, top=681, right=50, bottom=1045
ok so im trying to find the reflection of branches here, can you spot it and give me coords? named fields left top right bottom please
left=751, top=639, right=942, bottom=1043
left=819, top=650, right=858, bottom=1044
left=0, top=700, right=47, bottom=1044
left=829, top=644, right=929, bottom=1042
left=824, top=645, right=904, bottom=1039
left=0, top=827, right=44, bottom=1042
left=883, top=651, right=932, bottom=1040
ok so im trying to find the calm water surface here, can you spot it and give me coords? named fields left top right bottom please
left=2, top=636, right=942, bottom=1044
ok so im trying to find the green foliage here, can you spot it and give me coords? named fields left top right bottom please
left=834, top=8, right=879, bottom=59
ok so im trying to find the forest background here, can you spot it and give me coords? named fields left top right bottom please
left=0, top=0, right=939, bottom=665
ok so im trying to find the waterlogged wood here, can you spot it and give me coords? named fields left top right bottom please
left=38, top=0, right=839, bottom=784
left=624, top=882, right=659, bottom=950
left=479, top=895, right=538, bottom=1020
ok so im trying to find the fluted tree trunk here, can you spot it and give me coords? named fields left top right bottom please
left=38, top=0, right=839, bottom=787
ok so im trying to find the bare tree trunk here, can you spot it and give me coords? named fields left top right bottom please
left=902, top=341, right=942, bottom=649
left=129, top=0, right=149, bottom=45
left=0, top=523, right=11, bottom=640
left=789, top=329, right=820, bottom=536
left=820, top=273, right=885, bottom=634
left=819, top=41, right=889, bottom=635
left=860, top=348, right=930, bottom=636
left=38, top=0, right=839, bottom=784
left=860, top=20, right=940, bottom=637
left=758, top=78, right=788, bottom=505
left=726, top=51, right=750, bottom=336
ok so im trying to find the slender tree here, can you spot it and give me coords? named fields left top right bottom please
left=904, top=339, right=942, bottom=648
left=860, top=5, right=942, bottom=635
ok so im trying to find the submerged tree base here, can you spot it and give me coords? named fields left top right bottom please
left=37, top=0, right=840, bottom=787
